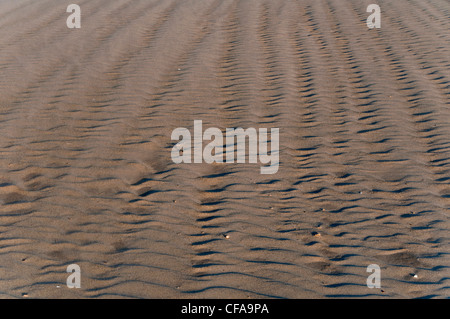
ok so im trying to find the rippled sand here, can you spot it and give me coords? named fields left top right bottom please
left=0, top=0, right=449, bottom=298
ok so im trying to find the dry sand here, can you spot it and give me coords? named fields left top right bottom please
left=0, top=0, right=449, bottom=298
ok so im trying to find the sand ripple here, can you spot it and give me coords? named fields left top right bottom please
left=0, top=0, right=449, bottom=298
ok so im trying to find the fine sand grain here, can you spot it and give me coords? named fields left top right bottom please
left=0, top=0, right=449, bottom=298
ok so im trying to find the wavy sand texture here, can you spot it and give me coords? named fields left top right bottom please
left=0, top=0, right=449, bottom=298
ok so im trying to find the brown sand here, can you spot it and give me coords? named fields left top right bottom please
left=0, top=0, right=449, bottom=298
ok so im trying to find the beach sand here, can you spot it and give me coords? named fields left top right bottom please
left=0, top=0, right=449, bottom=298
